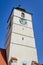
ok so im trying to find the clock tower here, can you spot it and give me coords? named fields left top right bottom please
left=5, top=6, right=38, bottom=65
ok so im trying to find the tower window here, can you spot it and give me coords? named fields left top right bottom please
left=21, top=13, right=25, bottom=18
left=22, top=37, right=24, bottom=40
left=22, top=28, right=24, bottom=30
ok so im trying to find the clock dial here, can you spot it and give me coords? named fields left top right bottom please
left=19, top=18, right=27, bottom=25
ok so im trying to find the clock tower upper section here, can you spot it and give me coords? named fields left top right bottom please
left=10, top=6, right=32, bottom=28
left=5, top=6, right=36, bottom=50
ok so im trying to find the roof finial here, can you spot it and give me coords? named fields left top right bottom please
left=16, top=4, right=22, bottom=9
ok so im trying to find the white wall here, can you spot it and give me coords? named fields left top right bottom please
left=9, top=43, right=38, bottom=65
left=6, top=44, right=10, bottom=63
left=11, top=33, right=35, bottom=48
left=12, top=23, right=34, bottom=37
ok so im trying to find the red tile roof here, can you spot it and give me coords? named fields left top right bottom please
left=0, top=48, right=7, bottom=65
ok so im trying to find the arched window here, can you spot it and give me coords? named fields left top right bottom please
left=21, top=13, right=25, bottom=18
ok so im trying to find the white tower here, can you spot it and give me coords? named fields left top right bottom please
left=5, top=6, right=38, bottom=65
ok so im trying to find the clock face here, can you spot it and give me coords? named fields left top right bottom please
left=19, top=18, right=27, bottom=25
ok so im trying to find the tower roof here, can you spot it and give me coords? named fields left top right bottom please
left=14, top=5, right=32, bottom=15
left=15, top=5, right=26, bottom=12
left=7, top=6, right=32, bottom=23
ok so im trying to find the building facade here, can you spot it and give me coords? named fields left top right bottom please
left=5, top=6, right=38, bottom=65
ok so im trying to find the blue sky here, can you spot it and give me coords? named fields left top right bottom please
left=0, top=0, right=43, bottom=64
